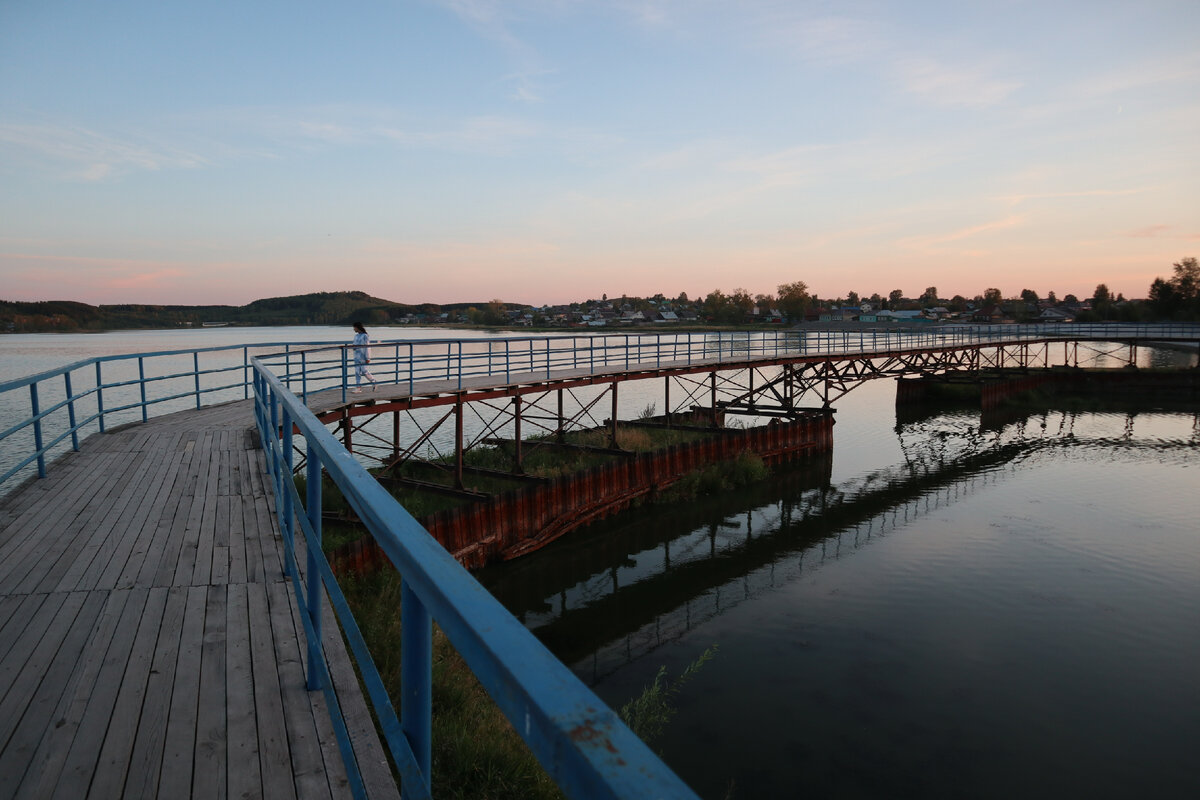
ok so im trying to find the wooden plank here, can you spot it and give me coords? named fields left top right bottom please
left=247, top=582, right=298, bottom=800
left=320, top=596, right=402, bottom=800
left=93, top=441, right=185, bottom=591
left=268, top=579, right=338, bottom=800
left=66, top=443, right=175, bottom=593
left=152, top=438, right=204, bottom=587
left=247, top=445, right=272, bottom=499
left=244, top=494, right=267, bottom=584
left=46, top=446, right=170, bottom=594
left=165, top=439, right=212, bottom=587
left=0, top=439, right=109, bottom=524
left=0, top=592, right=105, bottom=789
left=138, top=439, right=200, bottom=588
left=0, top=592, right=70, bottom=713
left=228, top=492, right=249, bottom=585
left=190, top=443, right=223, bottom=586
left=231, top=441, right=253, bottom=496
left=211, top=494, right=232, bottom=586
left=226, top=582, right=262, bottom=800
left=217, top=437, right=233, bottom=495
left=10, top=589, right=131, bottom=800
left=114, top=442, right=190, bottom=589
left=254, top=490, right=284, bottom=581
left=0, top=452, right=108, bottom=555
left=0, top=593, right=48, bottom=665
left=50, top=587, right=149, bottom=799
left=156, top=585, right=208, bottom=798
left=191, top=583, right=228, bottom=800
left=121, top=585, right=189, bottom=798
left=0, top=452, right=125, bottom=590
left=87, top=586, right=170, bottom=798
left=0, top=592, right=85, bottom=748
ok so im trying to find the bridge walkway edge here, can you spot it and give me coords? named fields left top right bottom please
left=0, top=401, right=399, bottom=799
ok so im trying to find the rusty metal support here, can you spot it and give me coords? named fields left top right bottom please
left=342, top=408, right=352, bottom=453
left=392, top=410, right=400, bottom=462
left=513, top=395, right=524, bottom=473
left=557, top=388, right=565, bottom=442
left=664, top=375, right=671, bottom=427
left=710, top=373, right=718, bottom=427
left=610, top=382, right=619, bottom=448
left=455, top=395, right=464, bottom=490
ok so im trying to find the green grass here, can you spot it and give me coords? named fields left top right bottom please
left=661, top=451, right=769, bottom=501
left=340, top=569, right=565, bottom=800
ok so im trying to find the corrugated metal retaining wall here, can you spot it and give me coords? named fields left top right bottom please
left=333, top=413, right=833, bottom=572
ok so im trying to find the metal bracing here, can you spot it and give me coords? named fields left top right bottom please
left=312, top=335, right=1186, bottom=484
left=379, top=407, right=457, bottom=471
left=1067, top=339, right=1139, bottom=367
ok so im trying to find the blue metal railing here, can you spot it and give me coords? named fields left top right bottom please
left=254, top=361, right=701, bottom=798
left=4, top=323, right=1199, bottom=493
left=0, top=339, right=351, bottom=489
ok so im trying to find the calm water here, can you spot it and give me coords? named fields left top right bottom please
left=478, top=357, right=1200, bottom=799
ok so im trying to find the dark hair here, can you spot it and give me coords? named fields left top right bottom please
left=353, top=322, right=366, bottom=334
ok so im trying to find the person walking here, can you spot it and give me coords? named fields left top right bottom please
left=351, top=321, right=377, bottom=393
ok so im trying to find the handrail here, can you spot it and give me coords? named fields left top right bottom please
left=3, top=323, right=1198, bottom=492
left=252, top=359, right=701, bottom=797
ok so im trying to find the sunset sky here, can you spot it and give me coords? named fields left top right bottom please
left=2, top=1, right=1197, bottom=307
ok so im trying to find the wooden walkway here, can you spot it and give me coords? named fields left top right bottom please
left=0, top=400, right=399, bottom=800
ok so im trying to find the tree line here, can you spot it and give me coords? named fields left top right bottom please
left=3, top=258, right=1197, bottom=333
left=693, top=257, right=1200, bottom=324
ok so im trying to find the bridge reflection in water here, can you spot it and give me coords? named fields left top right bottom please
left=478, top=402, right=1200, bottom=683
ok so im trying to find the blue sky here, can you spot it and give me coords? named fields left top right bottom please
left=1, top=0, right=1197, bottom=306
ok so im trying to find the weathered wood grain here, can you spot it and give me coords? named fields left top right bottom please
left=0, top=398, right=398, bottom=799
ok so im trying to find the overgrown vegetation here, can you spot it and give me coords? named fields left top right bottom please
left=619, top=646, right=719, bottom=748
left=662, top=451, right=769, bottom=501
left=340, top=569, right=565, bottom=799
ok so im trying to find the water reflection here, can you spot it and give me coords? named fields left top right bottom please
left=478, top=404, right=1200, bottom=682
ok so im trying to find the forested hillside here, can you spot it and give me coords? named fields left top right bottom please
left=0, top=291, right=420, bottom=332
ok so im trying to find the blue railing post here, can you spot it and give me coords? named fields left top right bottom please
left=194, top=352, right=202, bottom=409
left=30, top=383, right=46, bottom=478
left=244, top=346, right=251, bottom=399
left=301, top=351, right=309, bottom=401
left=283, top=407, right=295, bottom=549
left=401, top=579, right=433, bottom=790
left=138, top=357, right=148, bottom=423
left=306, top=444, right=324, bottom=690
left=268, top=391, right=280, bottom=483
left=96, top=361, right=106, bottom=433
left=64, top=372, right=79, bottom=451
left=341, top=347, right=349, bottom=404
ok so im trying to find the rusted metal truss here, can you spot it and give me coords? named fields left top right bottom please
left=301, top=338, right=1135, bottom=486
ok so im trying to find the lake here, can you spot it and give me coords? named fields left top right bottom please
left=477, top=348, right=1200, bottom=799
left=3, top=328, right=1198, bottom=798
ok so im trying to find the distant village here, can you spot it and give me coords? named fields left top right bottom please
left=6, top=255, right=1197, bottom=332
left=391, top=289, right=1107, bottom=328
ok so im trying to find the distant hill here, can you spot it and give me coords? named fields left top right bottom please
left=0, top=291, right=448, bottom=332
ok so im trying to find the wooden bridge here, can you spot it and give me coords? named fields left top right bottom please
left=0, top=399, right=398, bottom=800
